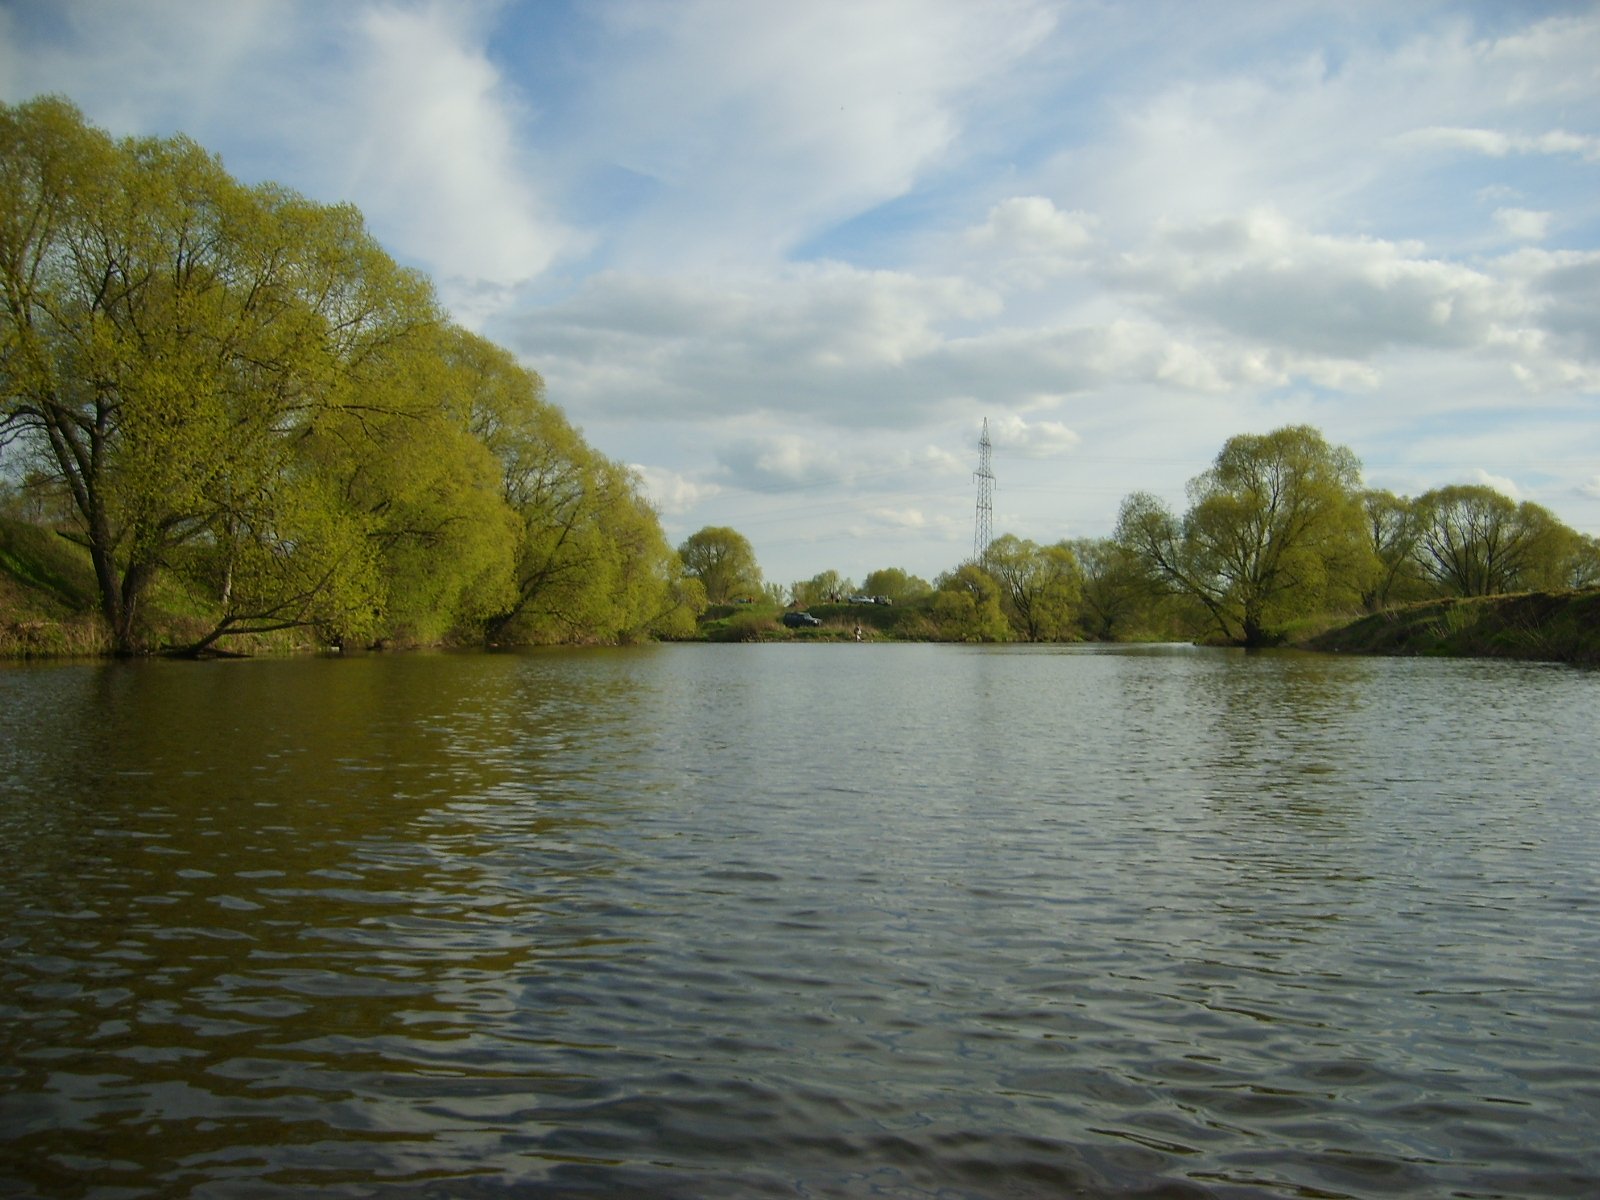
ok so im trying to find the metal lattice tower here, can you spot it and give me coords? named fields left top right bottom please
left=973, top=418, right=994, bottom=565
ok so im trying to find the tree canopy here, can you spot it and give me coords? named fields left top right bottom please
left=0, top=98, right=689, bottom=653
left=1117, top=425, right=1371, bottom=645
left=861, top=567, right=932, bottom=604
left=931, top=562, right=1011, bottom=642
left=984, top=535, right=1081, bottom=641
left=678, top=526, right=762, bottom=605
left=1409, top=485, right=1578, bottom=598
left=1, top=97, right=446, bottom=650
left=791, top=569, right=853, bottom=607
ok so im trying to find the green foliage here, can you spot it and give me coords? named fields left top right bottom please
left=0, top=470, right=75, bottom=525
left=1563, top=534, right=1600, bottom=589
left=651, top=573, right=707, bottom=640
left=931, top=563, right=1011, bottom=642
left=1410, top=485, right=1576, bottom=598
left=1117, top=425, right=1370, bottom=646
left=792, top=569, right=854, bottom=607
left=1, top=97, right=442, bottom=652
left=1066, top=536, right=1150, bottom=640
left=678, top=525, right=763, bottom=605
left=1308, top=588, right=1600, bottom=667
left=861, top=567, right=932, bottom=604
left=709, top=609, right=780, bottom=642
left=1359, top=489, right=1427, bottom=611
left=984, top=534, right=1082, bottom=641
left=485, top=419, right=689, bottom=646
left=1, top=101, right=689, bottom=656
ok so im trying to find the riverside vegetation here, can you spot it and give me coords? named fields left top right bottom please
left=1, top=98, right=703, bottom=657
left=4, top=98, right=1597, bottom=663
left=9, top=510, right=1595, bottom=665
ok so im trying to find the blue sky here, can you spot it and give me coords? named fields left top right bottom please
left=4, top=0, right=1598, bottom=588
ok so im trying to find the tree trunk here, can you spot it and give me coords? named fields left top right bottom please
left=110, top=560, right=155, bottom=655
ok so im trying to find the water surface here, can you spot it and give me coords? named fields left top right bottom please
left=2, top=644, right=1597, bottom=1197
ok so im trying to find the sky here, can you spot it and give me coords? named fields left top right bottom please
left=3, top=0, right=1598, bottom=589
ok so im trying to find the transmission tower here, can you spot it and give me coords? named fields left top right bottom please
left=973, top=418, right=994, bottom=565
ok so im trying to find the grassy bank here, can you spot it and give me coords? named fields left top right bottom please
left=1304, top=589, right=1600, bottom=667
left=693, top=591, right=1600, bottom=666
left=0, top=516, right=313, bottom=658
left=0, top=518, right=109, bottom=657
left=688, top=600, right=937, bottom=642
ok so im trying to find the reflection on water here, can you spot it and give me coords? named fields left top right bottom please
left=2, top=645, right=1597, bottom=1198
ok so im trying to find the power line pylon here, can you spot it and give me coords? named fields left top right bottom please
left=973, top=418, right=994, bottom=566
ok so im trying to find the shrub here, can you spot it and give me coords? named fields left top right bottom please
left=710, top=611, right=778, bottom=642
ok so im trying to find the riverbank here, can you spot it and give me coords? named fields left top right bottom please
left=696, top=592, right=1600, bottom=666
left=6, top=514, right=1598, bottom=663
left=1302, top=589, right=1600, bottom=667
left=689, top=600, right=934, bottom=642
left=0, top=517, right=318, bottom=658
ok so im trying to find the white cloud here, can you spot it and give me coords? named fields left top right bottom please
left=0, top=0, right=296, bottom=134
left=964, top=197, right=1096, bottom=286
left=708, top=429, right=976, bottom=499
left=0, top=1, right=581, bottom=328
left=1112, top=209, right=1529, bottom=360
left=912, top=444, right=968, bottom=476
left=503, top=262, right=1004, bottom=425
left=1401, top=126, right=1600, bottom=163
left=1493, top=208, right=1550, bottom=241
left=716, top=434, right=848, bottom=491
left=987, top=414, right=1081, bottom=458
left=631, top=465, right=722, bottom=516
left=1485, top=248, right=1600, bottom=378
left=1056, top=8, right=1600, bottom=259
left=868, top=506, right=933, bottom=530
left=334, top=4, right=583, bottom=321
left=1469, top=469, right=1522, bottom=500
left=576, top=0, right=1057, bottom=264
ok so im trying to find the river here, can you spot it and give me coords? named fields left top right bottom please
left=1, top=644, right=1596, bottom=1198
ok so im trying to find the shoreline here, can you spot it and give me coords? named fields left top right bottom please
left=7, top=587, right=1598, bottom=667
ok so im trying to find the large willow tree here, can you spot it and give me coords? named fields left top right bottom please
left=1409, top=485, right=1576, bottom=598
left=2, top=98, right=696, bottom=653
left=1116, top=425, right=1371, bottom=646
left=984, top=534, right=1082, bottom=641
left=441, top=329, right=698, bottom=644
left=0, top=97, right=447, bottom=652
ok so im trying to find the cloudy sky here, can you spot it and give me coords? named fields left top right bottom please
left=4, top=0, right=1598, bottom=588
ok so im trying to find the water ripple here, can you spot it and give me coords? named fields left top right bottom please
left=1, top=647, right=1597, bottom=1197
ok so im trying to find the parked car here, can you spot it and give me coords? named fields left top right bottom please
left=782, top=611, right=822, bottom=627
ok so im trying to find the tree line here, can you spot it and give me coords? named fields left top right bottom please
left=8, top=100, right=1591, bottom=655
left=0, top=98, right=701, bottom=655
left=677, top=425, right=1599, bottom=646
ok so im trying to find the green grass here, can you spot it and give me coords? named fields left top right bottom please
left=1304, top=590, right=1600, bottom=667
left=0, top=515, right=320, bottom=658
left=0, top=518, right=105, bottom=656
left=685, top=598, right=939, bottom=642
left=0, top=519, right=100, bottom=615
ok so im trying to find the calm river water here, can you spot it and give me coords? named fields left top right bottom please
left=1, top=644, right=1597, bottom=1198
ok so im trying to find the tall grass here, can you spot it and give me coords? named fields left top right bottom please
left=1306, top=589, right=1600, bottom=666
left=0, top=516, right=327, bottom=659
left=0, top=615, right=109, bottom=658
